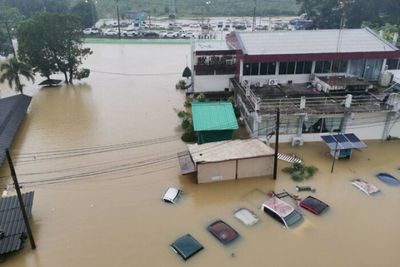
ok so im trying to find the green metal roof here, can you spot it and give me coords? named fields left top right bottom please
left=192, top=102, right=238, bottom=131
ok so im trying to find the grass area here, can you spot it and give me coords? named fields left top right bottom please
left=84, top=38, right=191, bottom=45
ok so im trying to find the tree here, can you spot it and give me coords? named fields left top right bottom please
left=0, top=57, right=34, bottom=94
left=17, top=12, right=92, bottom=84
left=70, top=0, right=98, bottom=28
left=296, top=0, right=400, bottom=29
left=0, top=30, right=12, bottom=57
left=4, top=0, right=68, bottom=19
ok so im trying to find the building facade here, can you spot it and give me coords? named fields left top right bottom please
left=191, top=28, right=400, bottom=144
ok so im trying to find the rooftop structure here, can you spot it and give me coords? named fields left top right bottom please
left=191, top=102, right=238, bottom=144
left=188, top=139, right=274, bottom=164
left=230, top=28, right=398, bottom=57
left=0, top=95, right=32, bottom=167
left=0, top=191, right=34, bottom=256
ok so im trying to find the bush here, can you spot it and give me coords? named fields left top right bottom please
left=176, top=80, right=186, bottom=90
left=181, top=130, right=196, bottom=142
left=181, top=118, right=192, bottom=130
left=184, top=99, right=191, bottom=108
left=196, top=93, right=206, bottom=102
left=282, top=162, right=318, bottom=182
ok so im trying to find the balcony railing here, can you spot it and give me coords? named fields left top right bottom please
left=194, top=64, right=236, bottom=75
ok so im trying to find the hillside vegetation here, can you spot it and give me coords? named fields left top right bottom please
left=69, top=0, right=300, bottom=18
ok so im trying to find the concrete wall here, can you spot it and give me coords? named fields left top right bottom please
left=237, top=156, right=274, bottom=179
left=193, top=74, right=234, bottom=92
left=197, top=156, right=274, bottom=183
left=197, top=160, right=236, bottom=183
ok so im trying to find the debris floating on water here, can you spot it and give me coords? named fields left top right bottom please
left=296, top=186, right=316, bottom=193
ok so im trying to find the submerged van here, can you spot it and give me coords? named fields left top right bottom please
left=261, top=197, right=303, bottom=228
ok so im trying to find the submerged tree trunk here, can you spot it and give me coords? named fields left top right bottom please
left=63, top=72, right=69, bottom=84
left=68, top=68, right=73, bottom=84
left=15, top=74, right=23, bottom=94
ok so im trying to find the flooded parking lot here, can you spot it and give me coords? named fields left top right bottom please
left=1, top=42, right=400, bottom=267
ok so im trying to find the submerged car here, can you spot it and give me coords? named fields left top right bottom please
left=351, top=179, right=380, bottom=195
left=376, top=172, right=400, bottom=186
left=299, top=196, right=329, bottom=215
left=261, top=197, right=303, bottom=228
left=233, top=208, right=259, bottom=226
left=170, top=234, right=204, bottom=261
left=207, top=220, right=239, bottom=245
left=162, top=187, right=182, bottom=204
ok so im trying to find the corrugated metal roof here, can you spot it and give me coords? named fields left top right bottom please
left=0, top=191, right=34, bottom=255
left=193, top=40, right=232, bottom=52
left=237, top=28, right=398, bottom=55
left=188, top=139, right=275, bottom=163
left=191, top=102, right=238, bottom=131
left=0, top=95, right=32, bottom=167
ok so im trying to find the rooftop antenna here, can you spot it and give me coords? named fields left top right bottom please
left=331, top=0, right=347, bottom=86
left=252, top=0, right=257, bottom=32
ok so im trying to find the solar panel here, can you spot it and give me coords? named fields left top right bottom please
left=321, top=133, right=367, bottom=150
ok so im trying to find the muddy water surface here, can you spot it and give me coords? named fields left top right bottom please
left=1, top=43, right=400, bottom=267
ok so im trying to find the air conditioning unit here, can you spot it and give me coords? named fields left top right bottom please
left=291, top=137, right=304, bottom=147
left=268, top=79, right=278, bottom=86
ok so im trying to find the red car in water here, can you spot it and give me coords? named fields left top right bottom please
left=207, top=220, right=239, bottom=245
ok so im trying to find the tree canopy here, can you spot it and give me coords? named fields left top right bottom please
left=17, top=12, right=92, bottom=83
left=297, top=0, right=400, bottom=29
left=0, top=57, right=34, bottom=94
left=70, top=0, right=98, bottom=28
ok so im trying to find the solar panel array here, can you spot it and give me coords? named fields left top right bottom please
left=321, top=133, right=367, bottom=150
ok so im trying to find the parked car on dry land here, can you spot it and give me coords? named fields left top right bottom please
left=163, top=31, right=178, bottom=38
left=142, top=31, right=159, bottom=38
left=83, top=28, right=101, bottom=35
left=103, top=28, right=119, bottom=36
left=182, top=32, right=195, bottom=38
left=122, top=29, right=138, bottom=37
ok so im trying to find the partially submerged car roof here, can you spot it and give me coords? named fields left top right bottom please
left=162, top=187, right=182, bottom=204
left=170, top=234, right=203, bottom=261
left=376, top=173, right=400, bottom=186
left=207, top=220, right=239, bottom=245
left=299, top=196, right=329, bottom=215
left=351, top=179, right=380, bottom=195
left=262, top=197, right=294, bottom=218
left=234, top=208, right=259, bottom=226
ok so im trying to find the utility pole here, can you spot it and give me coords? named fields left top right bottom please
left=5, top=149, right=36, bottom=249
left=273, top=108, right=280, bottom=180
left=116, top=0, right=121, bottom=39
left=252, top=0, right=257, bottom=32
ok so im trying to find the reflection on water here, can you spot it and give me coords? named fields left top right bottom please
left=1, top=44, right=400, bottom=267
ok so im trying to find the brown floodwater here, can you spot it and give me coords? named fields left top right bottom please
left=1, top=43, right=400, bottom=267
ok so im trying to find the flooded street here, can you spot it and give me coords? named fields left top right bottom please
left=1, top=43, right=400, bottom=267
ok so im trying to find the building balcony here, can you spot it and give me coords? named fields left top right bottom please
left=194, top=64, right=236, bottom=75
left=230, top=78, right=397, bottom=115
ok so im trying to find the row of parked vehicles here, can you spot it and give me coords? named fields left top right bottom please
left=83, top=27, right=197, bottom=39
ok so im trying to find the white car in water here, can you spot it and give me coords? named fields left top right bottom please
left=162, top=187, right=182, bottom=204
left=261, top=197, right=303, bottom=228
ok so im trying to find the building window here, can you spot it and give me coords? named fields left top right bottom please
left=251, top=63, right=259, bottom=75
left=279, top=62, right=288, bottom=75
left=315, top=61, right=332, bottom=73
left=295, top=61, right=313, bottom=74
left=332, top=60, right=348, bottom=73
left=260, top=62, right=276, bottom=75
left=279, top=62, right=296, bottom=75
left=387, top=59, right=400, bottom=70
left=243, top=63, right=251, bottom=76
left=303, top=117, right=342, bottom=133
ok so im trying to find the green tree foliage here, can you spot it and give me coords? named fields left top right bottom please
left=0, top=31, right=12, bottom=57
left=70, top=0, right=98, bottom=28
left=0, top=4, right=23, bottom=57
left=3, top=0, right=68, bottom=18
left=0, top=57, right=34, bottom=94
left=17, top=12, right=92, bottom=84
left=297, top=0, right=400, bottom=29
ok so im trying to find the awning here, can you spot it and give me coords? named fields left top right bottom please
left=321, top=133, right=367, bottom=150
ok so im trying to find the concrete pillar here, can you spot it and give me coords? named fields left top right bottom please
left=340, top=112, right=352, bottom=133
left=297, top=115, right=305, bottom=137
left=382, top=111, right=396, bottom=140
left=239, top=60, right=244, bottom=83
left=311, top=61, right=316, bottom=74
left=381, top=59, right=387, bottom=73
left=252, top=112, right=260, bottom=137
